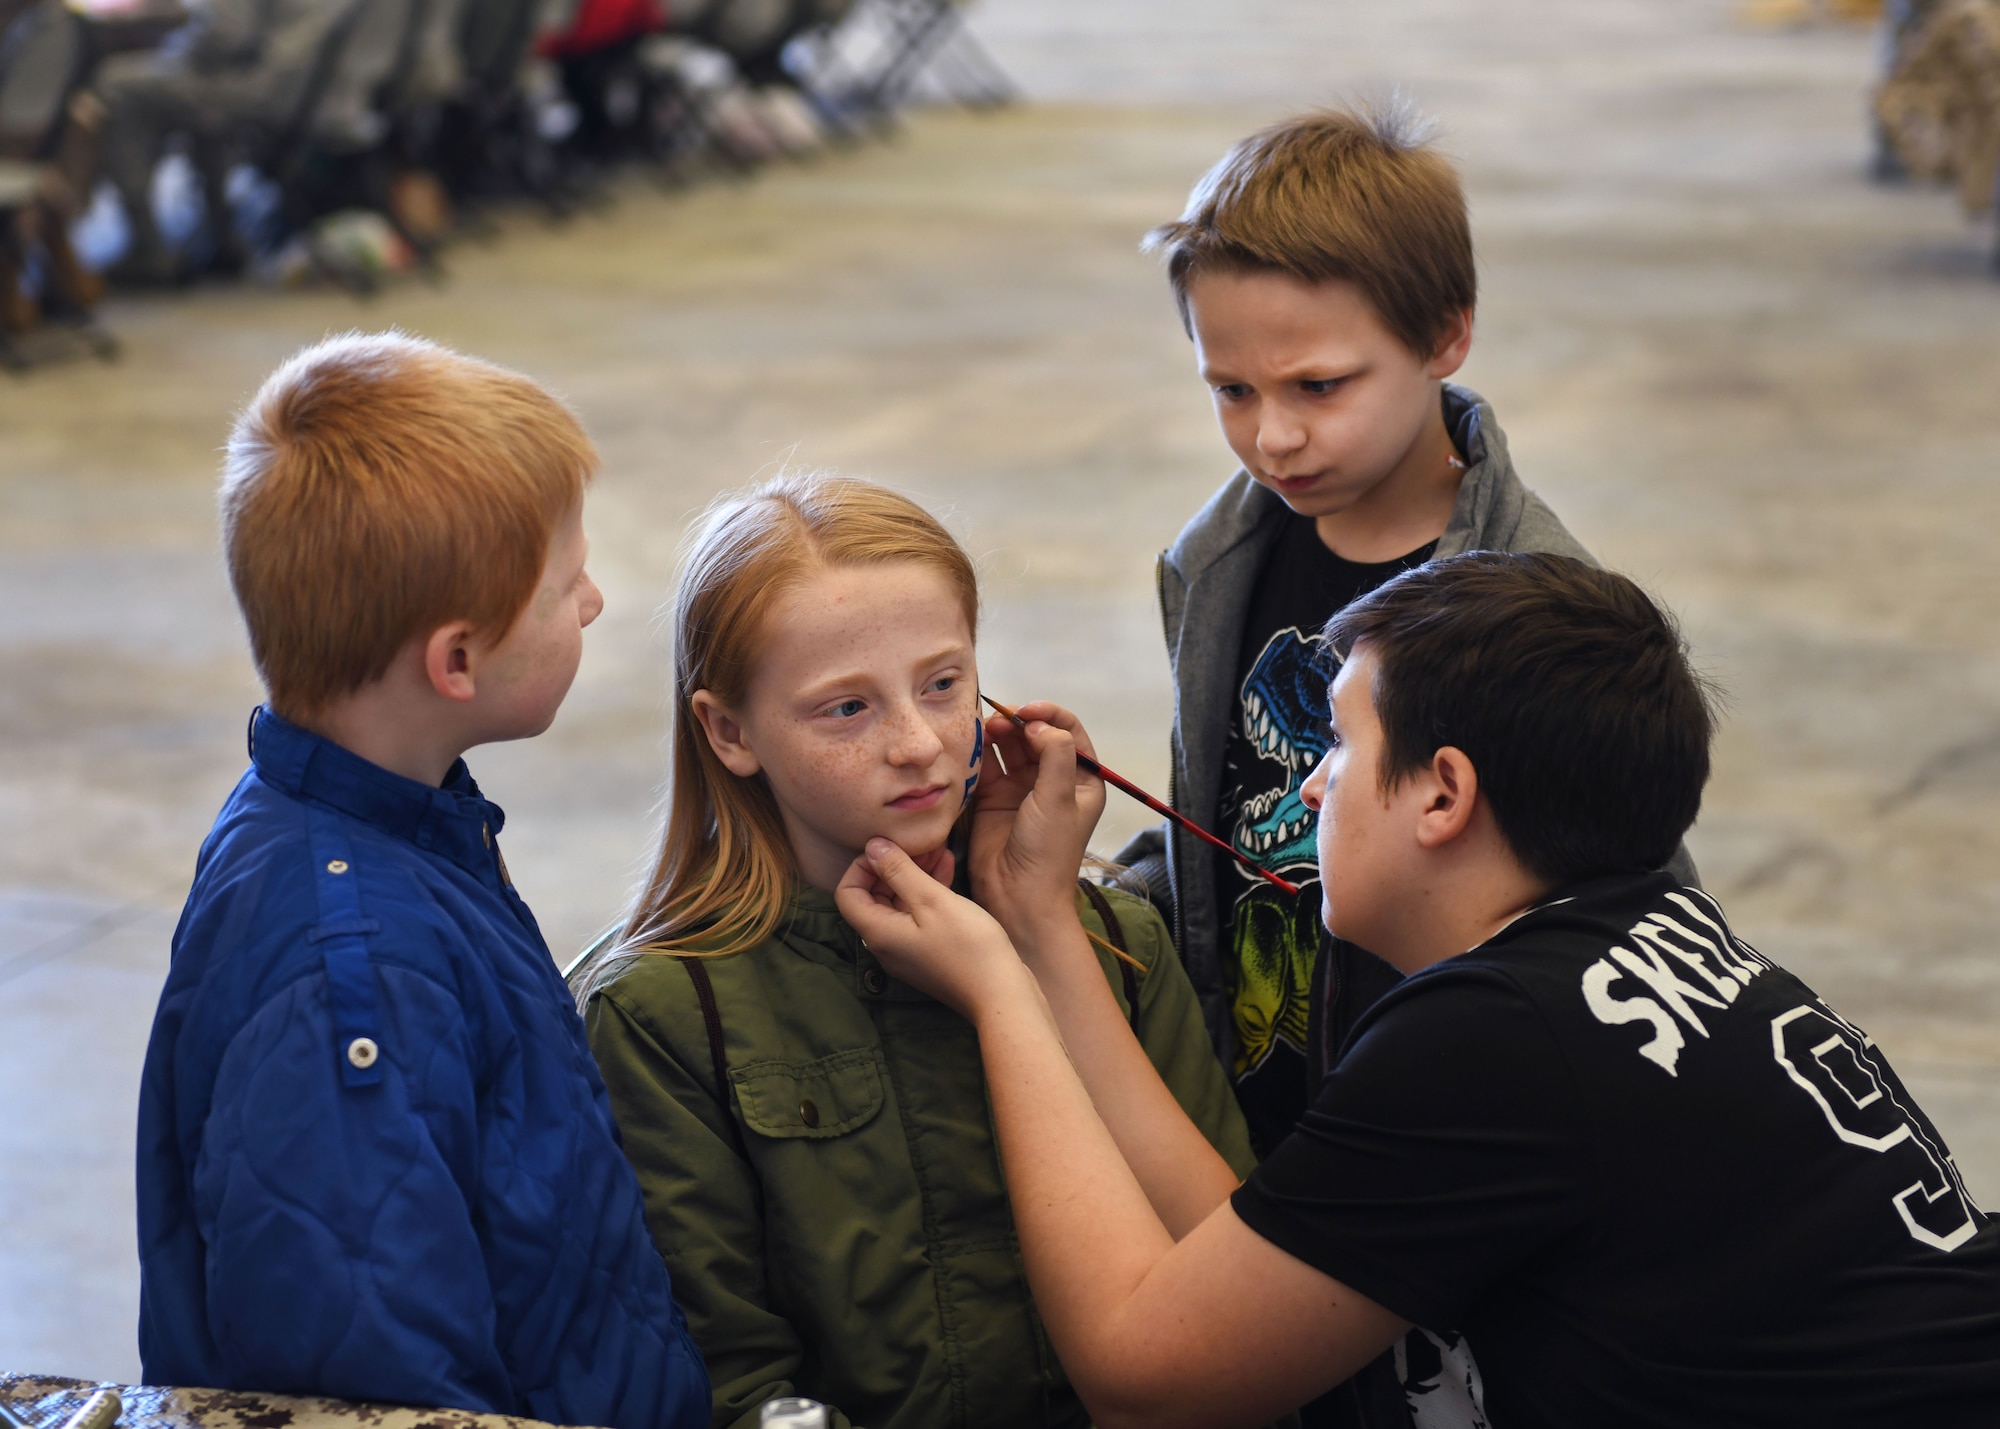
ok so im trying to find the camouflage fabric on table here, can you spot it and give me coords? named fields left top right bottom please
left=0, top=1376, right=581, bottom=1429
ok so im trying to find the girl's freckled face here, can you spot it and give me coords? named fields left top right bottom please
left=732, top=561, right=978, bottom=890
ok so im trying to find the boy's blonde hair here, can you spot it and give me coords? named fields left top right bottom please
left=221, top=332, right=595, bottom=719
left=1144, top=99, right=1476, bottom=359
left=572, top=473, right=978, bottom=1003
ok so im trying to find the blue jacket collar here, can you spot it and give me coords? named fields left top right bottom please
left=248, top=707, right=506, bottom=881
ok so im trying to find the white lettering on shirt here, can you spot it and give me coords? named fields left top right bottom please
left=1609, top=942, right=1727, bottom=1036
left=1581, top=959, right=1686, bottom=1075
left=1663, top=892, right=1774, bottom=981
left=1772, top=1004, right=1982, bottom=1252
left=1580, top=895, right=1772, bottom=1076
left=1631, top=919, right=1741, bottom=1002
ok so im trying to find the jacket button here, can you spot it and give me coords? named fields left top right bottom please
left=346, top=1037, right=379, bottom=1069
left=325, top=859, right=349, bottom=875
left=799, top=1099, right=820, bottom=1128
left=861, top=967, right=887, bottom=995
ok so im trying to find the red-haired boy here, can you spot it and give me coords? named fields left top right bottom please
left=136, top=333, right=708, bottom=1427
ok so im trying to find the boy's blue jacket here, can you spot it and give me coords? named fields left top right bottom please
left=137, top=708, right=710, bottom=1429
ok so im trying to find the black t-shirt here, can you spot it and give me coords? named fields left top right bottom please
left=1217, top=516, right=1434, bottom=1153
left=1233, top=872, right=2000, bottom=1427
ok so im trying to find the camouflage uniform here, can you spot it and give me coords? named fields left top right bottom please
left=1877, top=0, right=2000, bottom=213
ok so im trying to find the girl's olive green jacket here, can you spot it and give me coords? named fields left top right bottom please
left=584, top=882, right=1255, bottom=1429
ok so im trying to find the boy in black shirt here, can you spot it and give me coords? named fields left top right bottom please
left=838, top=551, right=2000, bottom=1428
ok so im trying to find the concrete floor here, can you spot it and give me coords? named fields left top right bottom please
left=5, top=0, right=1999, bottom=1383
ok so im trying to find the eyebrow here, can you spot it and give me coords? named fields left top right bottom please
left=1281, top=360, right=1363, bottom=384
left=797, top=644, right=970, bottom=702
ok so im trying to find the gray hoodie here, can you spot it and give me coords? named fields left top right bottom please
left=1117, top=383, right=1605, bottom=1065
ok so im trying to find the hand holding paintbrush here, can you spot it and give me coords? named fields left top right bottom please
left=979, top=693, right=1301, bottom=897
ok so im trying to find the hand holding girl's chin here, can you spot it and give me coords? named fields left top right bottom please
left=834, top=838, right=1024, bottom=1020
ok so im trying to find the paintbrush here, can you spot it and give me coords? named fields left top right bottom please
left=979, top=693, right=1302, bottom=897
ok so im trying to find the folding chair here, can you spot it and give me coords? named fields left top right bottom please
left=261, top=0, right=454, bottom=285
left=0, top=0, right=114, bottom=369
left=620, top=34, right=756, bottom=175
left=437, top=0, right=600, bottom=215
left=535, top=0, right=678, bottom=164
left=631, top=0, right=859, bottom=171
left=792, top=0, right=1012, bottom=124
left=374, top=0, right=472, bottom=247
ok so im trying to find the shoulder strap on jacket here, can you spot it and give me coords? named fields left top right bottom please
left=306, top=808, right=385, bottom=1090
left=1077, top=879, right=1140, bottom=1031
left=679, top=957, right=750, bottom=1158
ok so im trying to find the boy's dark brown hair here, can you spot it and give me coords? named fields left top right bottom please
left=1323, top=551, right=1715, bottom=886
left=221, top=331, right=595, bottom=719
left=1144, top=100, right=1476, bottom=359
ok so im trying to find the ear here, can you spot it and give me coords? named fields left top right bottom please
left=690, top=690, right=762, bottom=778
left=422, top=621, right=481, bottom=704
left=1412, top=745, right=1480, bottom=850
left=1426, top=307, right=1474, bottom=381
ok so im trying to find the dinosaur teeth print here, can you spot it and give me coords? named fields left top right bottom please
left=1244, top=787, right=1283, bottom=821
left=1247, top=816, right=1312, bottom=852
left=1245, top=691, right=1297, bottom=766
left=1229, top=629, right=1330, bottom=870
left=1245, top=815, right=1314, bottom=853
left=1223, top=627, right=1336, bottom=1084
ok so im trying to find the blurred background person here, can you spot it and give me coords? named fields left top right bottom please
left=90, top=0, right=337, bottom=281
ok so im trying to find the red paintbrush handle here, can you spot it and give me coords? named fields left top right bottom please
left=1088, top=756, right=1302, bottom=896
left=982, top=694, right=1303, bottom=897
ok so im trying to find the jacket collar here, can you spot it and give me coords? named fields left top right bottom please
left=1442, top=381, right=1490, bottom=468
left=247, top=706, right=506, bottom=880
left=779, top=883, right=934, bottom=1002
left=781, top=883, right=857, bottom=955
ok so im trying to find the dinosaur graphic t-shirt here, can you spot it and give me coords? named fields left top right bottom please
left=1218, top=518, right=1435, bottom=1153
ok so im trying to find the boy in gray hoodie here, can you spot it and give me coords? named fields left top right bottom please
left=1124, top=104, right=1606, bottom=1153
left=1116, top=100, right=1607, bottom=1427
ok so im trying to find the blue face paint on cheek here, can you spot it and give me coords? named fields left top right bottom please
left=962, top=717, right=984, bottom=805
